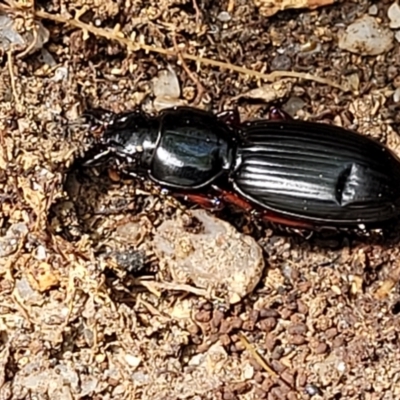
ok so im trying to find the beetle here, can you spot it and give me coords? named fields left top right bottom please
left=82, top=106, right=400, bottom=231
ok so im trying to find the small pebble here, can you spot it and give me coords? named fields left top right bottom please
left=153, top=209, right=265, bottom=304
left=254, top=387, right=267, bottom=399
left=305, top=383, right=322, bottom=396
left=288, top=334, right=306, bottom=345
left=0, top=13, right=49, bottom=54
left=393, top=87, right=400, bottom=103
left=259, top=308, right=280, bottom=318
left=222, top=390, right=237, bottom=400
left=287, top=391, right=299, bottom=400
left=337, top=361, right=347, bottom=373
left=264, top=333, right=278, bottom=351
left=217, top=11, right=231, bottom=22
left=248, top=357, right=263, bottom=372
left=40, top=49, right=57, bottom=66
left=231, top=317, right=243, bottom=330
left=314, top=342, right=328, bottom=354
left=261, top=377, right=275, bottom=392
left=254, top=371, right=264, bottom=384
left=271, top=387, right=286, bottom=399
left=242, top=319, right=256, bottom=331
left=332, top=336, right=344, bottom=348
left=287, top=323, right=307, bottom=335
left=270, top=54, right=292, bottom=71
left=187, top=323, right=199, bottom=335
left=232, top=382, right=250, bottom=394
left=297, top=300, right=308, bottom=315
left=124, top=354, right=141, bottom=369
left=388, top=2, right=400, bottom=29
left=338, top=15, right=394, bottom=56
left=280, top=308, right=293, bottom=319
left=281, top=371, right=295, bottom=387
left=325, top=327, right=338, bottom=339
left=282, top=97, right=306, bottom=117
left=387, top=65, right=398, bottom=80
left=220, top=318, right=234, bottom=334
left=211, top=309, right=225, bottom=328
left=271, top=360, right=286, bottom=373
left=152, top=67, right=181, bottom=99
left=271, top=346, right=284, bottom=360
left=36, top=245, right=47, bottom=260
left=393, top=75, right=400, bottom=88
left=195, top=310, right=212, bottom=323
left=219, top=333, right=231, bottom=347
left=258, top=317, right=277, bottom=332
left=368, top=4, right=378, bottom=15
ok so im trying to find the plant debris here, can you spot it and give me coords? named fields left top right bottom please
left=253, top=0, right=337, bottom=17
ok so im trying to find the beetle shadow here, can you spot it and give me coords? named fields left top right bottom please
left=49, top=159, right=156, bottom=262
left=213, top=201, right=400, bottom=252
left=287, top=220, right=400, bottom=250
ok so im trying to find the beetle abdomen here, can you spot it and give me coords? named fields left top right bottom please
left=233, top=120, right=400, bottom=227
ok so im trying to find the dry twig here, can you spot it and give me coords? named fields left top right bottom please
left=0, top=3, right=348, bottom=91
left=138, top=279, right=210, bottom=298
left=7, top=50, right=23, bottom=113
left=172, top=33, right=205, bottom=105
left=238, top=332, right=280, bottom=380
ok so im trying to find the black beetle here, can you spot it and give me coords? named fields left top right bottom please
left=83, top=106, right=400, bottom=230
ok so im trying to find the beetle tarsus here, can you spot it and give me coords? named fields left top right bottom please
left=268, top=107, right=293, bottom=121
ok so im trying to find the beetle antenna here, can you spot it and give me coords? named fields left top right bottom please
left=82, top=149, right=112, bottom=166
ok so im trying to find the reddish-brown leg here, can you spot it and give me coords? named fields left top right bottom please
left=172, top=191, right=225, bottom=211
left=268, top=107, right=293, bottom=121
left=211, top=186, right=254, bottom=212
left=171, top=186, right=316, bottom=230
left=211, top=185, right=316, bottom=230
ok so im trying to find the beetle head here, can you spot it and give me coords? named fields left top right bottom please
left=83, top=110, right=157, bottom=169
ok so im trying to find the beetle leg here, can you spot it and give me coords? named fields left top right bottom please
left=123, top=170, right=146, bottom=181
left=211, top=185, right=317, bottom=230
left=83, top=149, right=112, bottom=166
left=211, top=185, right=254, bottom=212
left=258, top=212, right=316, bottom=230
left=173, top=192, right=225, bottom=211
left=216, top=109, right=241, bottom=128
left=268, top=107, right=293, bottom=121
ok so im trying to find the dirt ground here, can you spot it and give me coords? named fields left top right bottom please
left=1, top=0, right=400, bottom=399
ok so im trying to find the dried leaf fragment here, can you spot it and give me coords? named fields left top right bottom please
left=26, top=262, right=60, bottom=292
left=253, top=0, right=336, bottom=17
left=17, top=177, right=46, bottom=217
left=234, top=79, right=294, bottom=103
